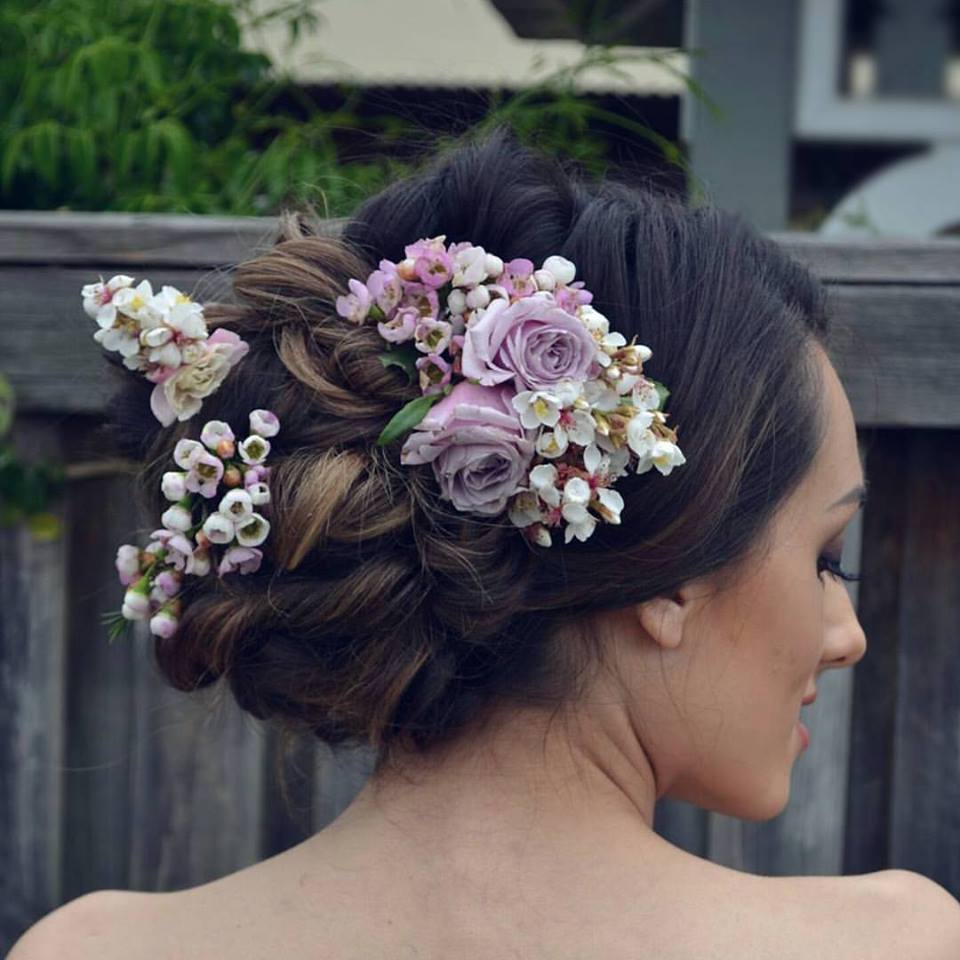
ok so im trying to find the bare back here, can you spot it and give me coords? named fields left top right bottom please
left=20, top=828, right=959, bottom=960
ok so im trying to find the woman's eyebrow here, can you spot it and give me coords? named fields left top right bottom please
left=828, top=482, right=869, bottom=511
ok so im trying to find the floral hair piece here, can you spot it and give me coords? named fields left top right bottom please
left=82, top=275, right=248, bottom=426
left=108, top=409, right=280, bottom=640
left=82, top=273, right=274, bottom=639
left=336, top=236, right=685, bottom=546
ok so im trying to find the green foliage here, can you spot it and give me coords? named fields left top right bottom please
left=0, top=0, right=403, bottom=216
left=376, top=393, right=443, bottom=447
left=0, top=0, right=697, bottom=217
left=0, top=374, right=65, bottom=540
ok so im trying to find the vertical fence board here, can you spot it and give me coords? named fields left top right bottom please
left=890, top=431, right=960, bottom=888
left=0, top=419, right=67, bottom=949
left=844, top=429, right=905, bottom=875
left=128, top=663, right=267, bottom=891
left=61, top=418, right=138, bottom=901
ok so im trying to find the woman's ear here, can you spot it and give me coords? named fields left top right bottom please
left=634, top=580, right=707, bottom=651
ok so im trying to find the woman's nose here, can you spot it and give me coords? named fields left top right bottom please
left=821, top=579, right=867, bottom=668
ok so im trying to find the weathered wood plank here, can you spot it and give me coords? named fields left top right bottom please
left=889, top=431, right=960, bottom=890
left=0, top=418, right=67, bottom=949
left=127, top=659, right=267, bottom=891
left=1, top=213, right=959, bottom=283
left=843, top=429, right=904, bottom=876
left=771, top=233, right=960, bottom=285
left=60, top=419, right=139, bottom=901
left=3, top=268, right=958, bottom=426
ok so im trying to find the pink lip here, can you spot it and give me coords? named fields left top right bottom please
left=797, top=720, right=810, bottom=749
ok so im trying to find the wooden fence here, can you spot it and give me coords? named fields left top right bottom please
left=1, top=212, right=958, bottom=949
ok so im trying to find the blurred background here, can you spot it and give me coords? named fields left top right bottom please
left=1, top=0, right=959, bottom=951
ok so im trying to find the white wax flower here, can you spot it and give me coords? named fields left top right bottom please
left=202, top=511, right=235, bottom=544
left=235, top=512, right=270, bottom=548
left=219, top=488, right=253, bottom=521
left=542, top=255, right=576, bottom=285
left=161, top=504, right=192, bottom=533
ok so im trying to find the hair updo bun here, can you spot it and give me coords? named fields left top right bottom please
left=106, top=128, right=830, bottom=770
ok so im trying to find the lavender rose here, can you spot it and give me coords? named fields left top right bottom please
left=400, top=382, right=535, bottom=516
left=460, top=294, right=599, bottom=391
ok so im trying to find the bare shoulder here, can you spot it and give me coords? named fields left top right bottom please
left=751, top=868, right=960, bottom=960
left=7, top=890, right=169, bottom=960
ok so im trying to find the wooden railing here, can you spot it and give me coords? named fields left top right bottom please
left=1, top=212, right=958, bottom=948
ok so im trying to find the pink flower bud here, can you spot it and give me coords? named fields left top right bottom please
left=115, top=544, right=141, bottom=585
left=222, top=466, right=243, bottom=488
left=216, top=438, right=236, bottom=459
left=149, top=609, right=179, bottom=639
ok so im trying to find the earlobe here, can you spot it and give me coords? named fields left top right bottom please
left=635, top=594, right=687, bottom=650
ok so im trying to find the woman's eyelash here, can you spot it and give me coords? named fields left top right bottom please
left=817, top=554, right=862, bottom=583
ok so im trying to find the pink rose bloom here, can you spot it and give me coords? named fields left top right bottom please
left=461, top=294, right=599, bottom=391
left=400, top=382, right=535, bottom=516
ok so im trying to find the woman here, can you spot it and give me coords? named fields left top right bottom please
left=13, top=129, right=960, bottom=959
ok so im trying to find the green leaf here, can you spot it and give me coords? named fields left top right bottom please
left=376, top=393, right=441, bottom=447
left=651, top=380, right=670, bottom=408
left=378, top=348, right=417, bottom=385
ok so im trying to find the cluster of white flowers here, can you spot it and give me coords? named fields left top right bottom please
left=114, top=410, right=279, bottom=639
left=82, top=275, right=248, bottom=427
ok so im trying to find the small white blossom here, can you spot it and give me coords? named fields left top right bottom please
left=452, top=245, right=489, bottom=287
left=202, top=511, right=235, bottom=544
left=161, top=503, right=192, bottom=532
left=533, top=269, right=556, bottom=291
left=447, top=289, right=467, bottom=315
left=529, top=464, right=561, bottom=507
left=535, top=429, right=567, bottom=459
left=93, top=324, right=140, bottom=358
left=140, top=326, right=173, bottom=349
left=634, top=379, right=662, bottom=411
left=149, top=608, right=179, bottom=639
left=82, top=274, right=134, bottom=325
left=249, top=409, right=280, bottom=438
left=542, top=255, right=576, bottom=286
left=115, top=544, right=141, bottom=584
left=112, top=279, right=158, bottom=324
left=186, top=548, right=211, bottom=576
left=582, top=378, right=620, bottom=412
left=148, top=342, right=181, bottom=369
left=651, top=439, right=686, bottom=476
left=219, top=488, right=253, bottom=521
left=484, top=253, right=504, bottom=278
left=465, top=285, right=490, bottom=310
left=121, top=586, right=151, bottom=620
left=626, top=411, right=656, bottom=458
left=173, top=439, right=204, bottom=470
left=507, top=490, right=542, bottom=528
left=565, top=409, right=596, bottom=446
left=594, top=487, right=624, bottom=524
left=530, top=524, right=553, bottom=547
left=246, top=481, right=270, bottom=506
left=579, top=305, right=609, bottom=336
left=235, top=512, right=270, bottom=547
left=166, top=300, right=207, bottom=340
left=200, top=420, right=235, bottom=451
left=239, top=435, right=270, bottom=465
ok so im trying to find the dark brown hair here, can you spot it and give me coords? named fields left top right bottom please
left=107, top=128, right=829, bottom=773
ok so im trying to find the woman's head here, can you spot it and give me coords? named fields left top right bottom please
left=108, top=129, right=866, bottom=811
